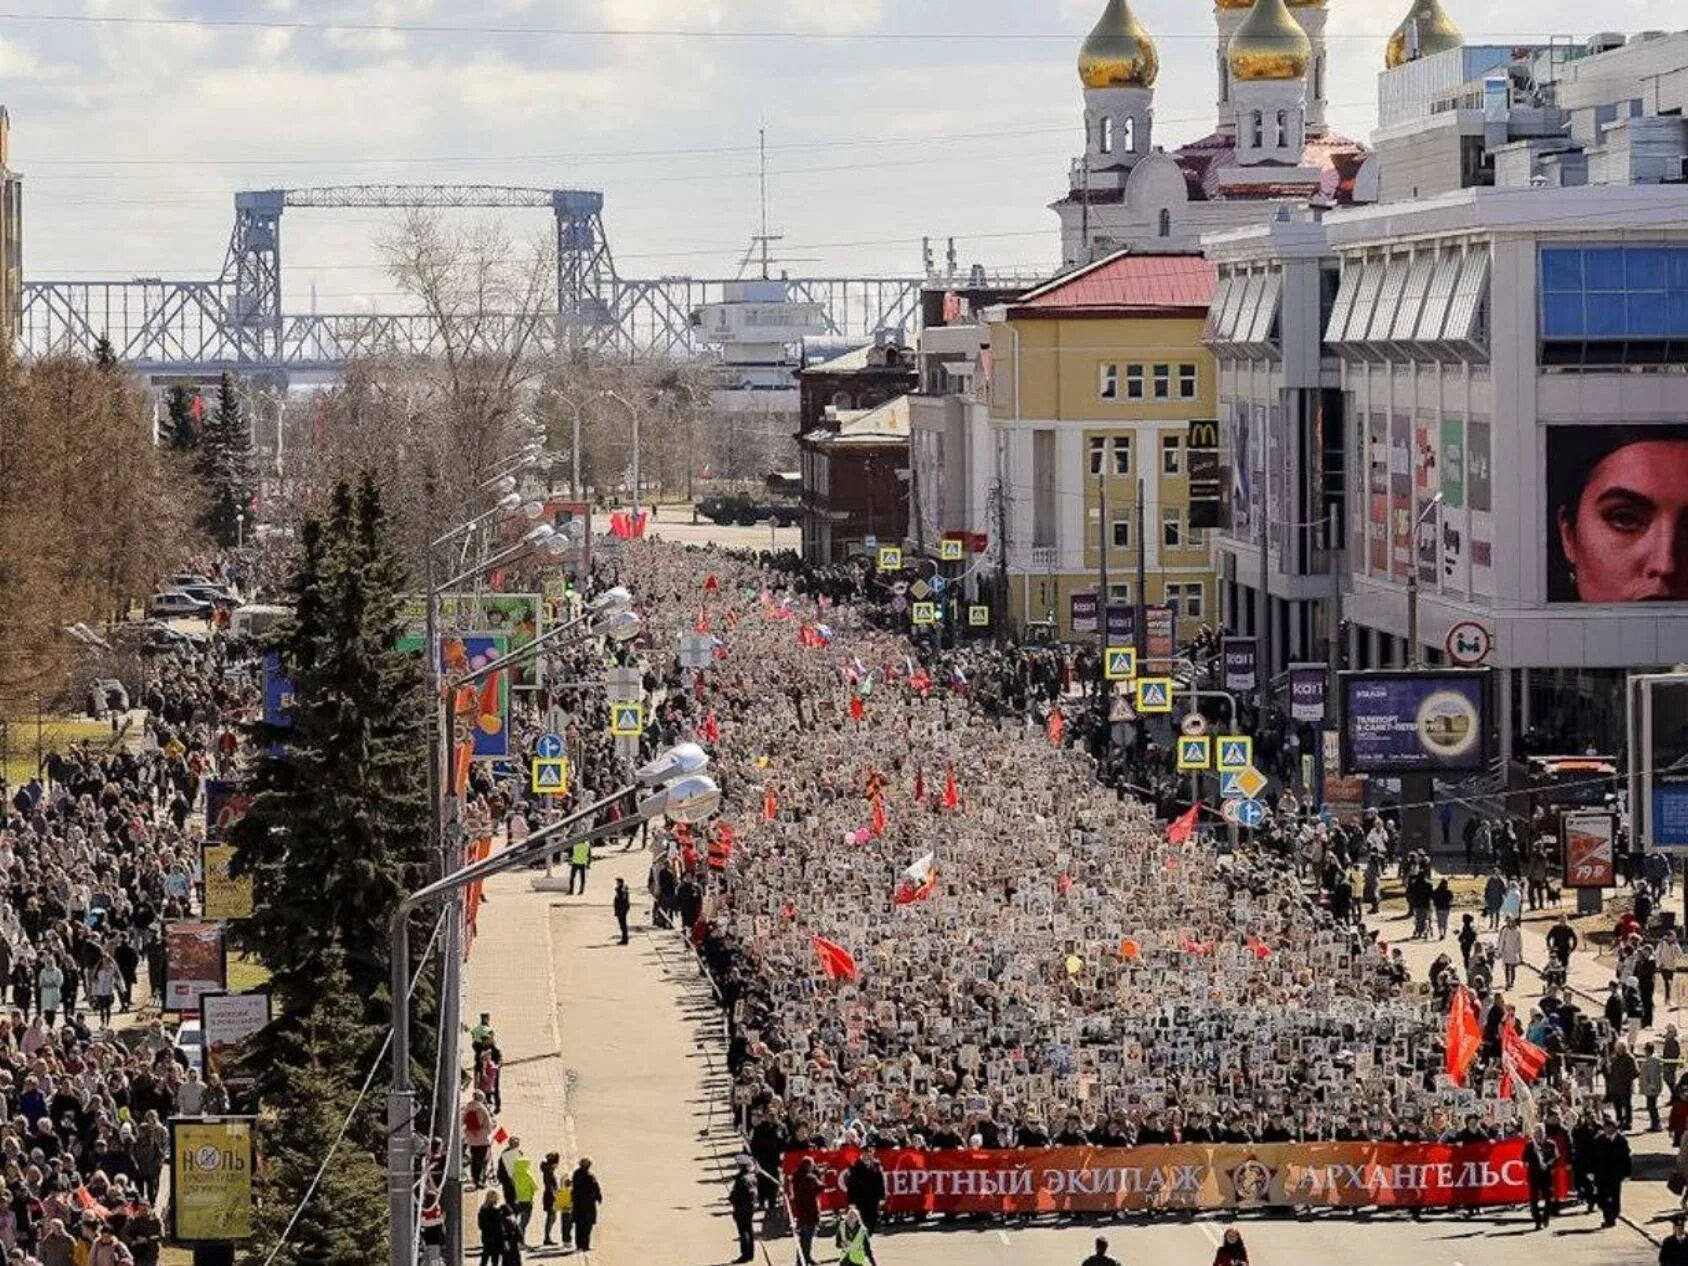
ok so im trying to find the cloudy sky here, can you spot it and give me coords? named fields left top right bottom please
left=2, top=0, right=1667, bottom=310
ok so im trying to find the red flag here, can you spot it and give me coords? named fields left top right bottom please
left=1245, top=935, right=1272, bottom=960
left=1047, top=709, right=1065, bottom=746
left=849, top=695, right=865, bottom=722
left=870, top=794, right=887, bottom=837
left=1501, top=1022, right=1548, bottom=1084
left=695, top=606, right=711, bottom=633
left=763, top=786, right=778, bottom=823
left=942, top=766, right=959, bottom=810
left=1056, top=873, right=1073, bottom=896
left=812, top=936, right=858, bottom=982
left=913, top=768, right=925, bottom=803
left=1166, top=804, right=1200, bottom=844
left=704, top=574, right=719, bottom=593
left=894, top=852, right=937, bottom=905
left=699, top=710, right=720, bottom=743
left=1444, top=985, right=1483, bottom=1086
left=188, top=393, right=204, bottom=422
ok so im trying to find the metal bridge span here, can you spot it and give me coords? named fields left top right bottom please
left=20, top=185, right=925, bottom=377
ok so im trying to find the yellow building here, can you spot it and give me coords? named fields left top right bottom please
left=986, top=250, right=1219, bottom=647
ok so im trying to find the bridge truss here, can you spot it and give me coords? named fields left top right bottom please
left=19, top=185, right=924, bottom=376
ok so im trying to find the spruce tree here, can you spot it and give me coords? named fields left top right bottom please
left=200, top=371, right=256, bottom=547
left=164, top=386, right=199, bottom=451
left=230, top=475, right=434, bottom=1100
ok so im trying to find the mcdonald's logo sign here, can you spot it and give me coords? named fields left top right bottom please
left=1187, top=419, right=1219, bottom=451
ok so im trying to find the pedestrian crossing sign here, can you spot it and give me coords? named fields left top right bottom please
left=531, top=757, right=569, bottom=796
left=1104, top=647, right=1137, bottom=681
left=968, top=605, right=990, bottom=627
left=912, top=601, right=938, bottom=626
left=1216, top=736, right=1253, bottom=773
left=939, top=537, right=964, bottom=562
left=1135, top=677, right=1173, bottom=713
left=609, top=701, right=643, bottom=737
left=877, top=546, right=903, bottom=572
left=1177, top=736, right=1211, bottom=771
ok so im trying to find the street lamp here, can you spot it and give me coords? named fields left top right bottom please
left=1405, top=492, right=1444, bottom=668
left=235, top=511, right=245, bottom=549
left=386, top=751, right=720, bottom=1266
left=600, top=389, right=642, bottom=523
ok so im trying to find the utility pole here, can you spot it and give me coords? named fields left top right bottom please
left=1256, top=471, right=1271, bottom=712
left=1097, top=465, right=1111, bottom=758
left=1321, top=503, right=1342, bottom=813
left=1134, top=475, right=1147, bottom=667
left=994, top=450, right=1011, bottom=645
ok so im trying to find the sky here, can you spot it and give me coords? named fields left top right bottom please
left=1, top=0, right=1671, bottom=312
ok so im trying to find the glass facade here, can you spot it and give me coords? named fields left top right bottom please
left=1540, top=245, right=1688, bottom=340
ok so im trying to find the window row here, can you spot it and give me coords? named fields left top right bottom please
left=1096, top=581, right=1206, bottom=619
left=1099, top=362, right=1200, bottom=402
left=1105, top=512, right=1206, bottom=550
left=1088, top=434, right=1188, bottom=477
left=1539, top=246, right=1688, bottom=340
left=1325, top=249, right=1489, bottom=352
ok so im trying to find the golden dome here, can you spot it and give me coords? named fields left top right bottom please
left=1384, top=0, right=1462, bottom=68
left=1077, top=0, right=1159, bottom=90
left=1228, top=0, right=1312, bottom=81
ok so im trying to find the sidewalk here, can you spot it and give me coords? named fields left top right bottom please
left=464, top=848, right=744, bottom=1264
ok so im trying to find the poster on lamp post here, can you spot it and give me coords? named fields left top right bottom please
left=164, top=921, right=228, bottom=1014
left=169, top=1118, right=255, bottom=1243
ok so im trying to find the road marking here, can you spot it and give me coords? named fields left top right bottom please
left=1197, top=1220, right=1221, bottom=1247
left=996, top=1230, right=1010, bottom=1245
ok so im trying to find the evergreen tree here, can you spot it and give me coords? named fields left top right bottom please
left=199, top=371, right=256, bottom=547
left=245, top=944, right=389, bottom=1266
left=93, top=335, right=118, bottom=371
left=230, top=475, right=433, bottom=1100
left=164, top=386, right=199, bottom=451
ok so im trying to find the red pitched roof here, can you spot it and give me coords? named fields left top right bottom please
left=1013, top=252, right=1217, bottom=315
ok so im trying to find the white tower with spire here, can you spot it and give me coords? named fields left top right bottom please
left=1228, top=0, right=1312, bottom=166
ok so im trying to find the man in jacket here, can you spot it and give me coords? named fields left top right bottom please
left=569, top=1157, right=603, bottom=1253
left=1590, top=1115, right=1633, bottom=1228
left=728, top=1160, right=757, bottom=1263
left=1661, top=1213, right=1688, bottom=1266
left=1523, top=1124, right=1558, bottom=1229
left=612, top=878, right=631, bottom=945
left=845, top=1151, right=886, bottom=1234
left=476, top=1192, right=505, bottom=1266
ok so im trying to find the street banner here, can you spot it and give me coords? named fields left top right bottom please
left=784, top=1140, right=1554, bottom=1215
left=200, top=845, right=254, bottom=921
left=1070, top=592, right=1098, bottom=635
left=438, top=634, right=511, bottom=760
left=1322, top=729, right=1366, bottom=823
left=164, top=921, right=227, bottom=1014
left=1289, top=664, right=1327, bottom=723
left=1105, top=604, right=1133, bottom=641
left=200, top=992, right=272, bottom=1085
left=203, top=781, right=253, bottom=841
left=1221, top=637, right=1256, bottom=692
left=170, top=1118, right=255, bottom=1242
left=1145, top=605, right=1175, bottom=659
left=403, top=595, right=544, bottom=689
left=1562, top=811, right=1617, bottom=889
left=260, top=653, right=293, bottom=731
left=1340, top=670, right=1489, bottom=775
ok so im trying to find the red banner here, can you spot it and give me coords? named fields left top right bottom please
left=785, top=1141, right=1559, bottom=1213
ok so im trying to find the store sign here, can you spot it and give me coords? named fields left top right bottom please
left=1187, top=420, right=1221, bottom=530
left=1340, top=670, right=1489, bottom=775
left=1289, top=664, right=1327, bottom=723
left=1562, top=812, right=1617, bottom=889
left=784, top=1140, right=1552, bottom=1214
left=1221, top=638, right=1257, bottom=692
left=1070, top=592, right=1099, bottom=635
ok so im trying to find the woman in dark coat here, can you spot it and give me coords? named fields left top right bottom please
left=570, top=1158, right=603, bottom=1253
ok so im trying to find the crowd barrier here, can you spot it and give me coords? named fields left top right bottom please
left=784, top=1140, right=1569, bottom=1214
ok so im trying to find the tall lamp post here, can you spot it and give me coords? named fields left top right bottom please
left=601, top=389, right=642, bottom=522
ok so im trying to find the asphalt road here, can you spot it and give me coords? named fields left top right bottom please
left=644, top=509, right=799, bottom=553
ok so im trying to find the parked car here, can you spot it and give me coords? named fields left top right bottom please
left=179, top=584, right=239, bottom=610
left=147, top=591, right=212, bottom=620
left=172, top=1018, right=204, bottom=1073
left=163, top=573, right=214, bottom=591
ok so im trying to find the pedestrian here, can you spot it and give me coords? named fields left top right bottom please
left=1645, top=1043, right=1668, bottom=1132
left=568, top=838, right=592, bottom=895
left=570, top=1157, right=602, bottom=1253
left=1082, top=1236, right=1122, bottom=1266
left=1547, top=916, right=1579, bottom=966
left=1662, top=1213, right=1688, bottom=1266
left=510, top=1148, right=538, bottom=1246
left=1484, top=868, right=1506, bottom=930
left=120, top=1199, right=163, bottom=1266
left=1432, top=877, right=1454, bottom=940
left=463, top=1091, right=495, bottom=1189
left=539, top=1153, right=561, bottom=1247
left=1212, top=1227, right=1249, bottom=1265
left=1524, top=1124, right=1558, bottom=1229
left=477, top=1191, right=505, bottom=1266
left=729, top=1159, right=757, bottom=1263
left=497, top=1196, right=523, bottom=1266
left=1498, top=918, right=1524, bottom=991
left=477, top=1047, right=503, bottom=1116
left=1590, top=1114, right=1633, bottom=1227
left=1673, top=1131, right=1688, bottom=1209
left=497, top=1136, right=523, bottom=1208
left=88, top=1225, right=133, bottom=1266
left=845, top=1149, right=885, bottom=1234
left=1608, top=1040, right=1640, bottom=1132
left=836, top=1207, right=875, bottom=1266
left=1457, top=913, right=1478, bottom=970
left=613, top=877, right=631, bottom=945
left=789, top=1156, right=823, bottom=1266
left=1502, top=878, right=1524, bottom=924
left=1664, top=934, right=1682, bottom=1006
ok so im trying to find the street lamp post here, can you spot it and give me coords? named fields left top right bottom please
left=601, top=389, right=642, bottom=522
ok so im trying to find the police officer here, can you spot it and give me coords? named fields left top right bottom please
left=728, top=1159, right=756, bottom=1263
left=568, top=838, right=592, bottom=895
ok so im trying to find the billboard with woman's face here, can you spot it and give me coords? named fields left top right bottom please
left=1546, top=424, right=1688, bottom=603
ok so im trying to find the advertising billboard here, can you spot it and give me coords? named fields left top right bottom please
left=164, top=921, right=228, bottom=1014
left=201, top=845, right=254, bottom=921
left=403, top=594, right=545, bottom=689
left=170, top=1119, right=254, bottom=1242
left=201, top=992, right=273, bottom=1085
left=1637, top=673, right=1688, bottom=850
left=203, top=781, right=252, bottom=842
left=1545, top=424, right=1688, bottom=603
left=1222, top=637, right=1257, bottom=692
left=1288, top=663, right=1327, bottom=723
left=1340, top=670, right=1489, bottom=776
left=1562, top=812, right=1617, bottom=889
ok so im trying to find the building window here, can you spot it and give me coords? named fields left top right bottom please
left=1100, top=116, right=1114, bottom=154
left=1089, top=436, right=1106, bottom=476
left=1162, top=509, right=1182, bottom=549
left=1162, top=435, right=1181, bottom=474
left=1122, top=117, right=1135, bottom=153
left=1274, top=109, right=1288, bottom=148
left=1126, top=364, right=1145, bottom=399
left=1152, top=364, right=1171, bottom=400
left=1108, top=582, right=1132, bottom=603
left=1112, top=435, right=1132, bottom=476
left=1158, top=209, right=1171, bottom=238
left=1314, top=53, right=1325, bottom=101
left=1178, top=363, right=1198, bottom=398
left=1099, top=362, right=1119, bottom=400
left=1250, top=111, right=1263, bottom=148
left=1112, top=518, right=1131, bottom=549
left=1167, top=581, right=1205, bottom=619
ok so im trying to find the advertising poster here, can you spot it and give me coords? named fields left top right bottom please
left=1562, top=812, right=1617, bottom=889
left=404, top=594, right=545, bottom=689
left=1222, top=638, right=1258, bottom=692
left=1544, top=424, right=1688, bottom=603
left=1251, top=404, right=1267, bottom=532
left=1644, top=675, right=1688, bottom=849
left=165, top=921, right=228, bottom=1014
left=1145, top=606, right=1176, bottom=659
left=1390, top=413, right=1412, bottom=579
left=438, top=635, right=511, bottom=760
left=200, top=992, right=273, bottom=1084
left=260, top=653, right=293, bottom=731
left=1414, top=415, right=1440, bottom=585
left=1289, top=664, right=1327, bottom=723
left=1367, top=412, right=1389, bottom=573
left=1341, top=670, right=1489, bottom=775
left=170, top=1119, right=255, bottom=1242
left=1070, top=592, right=1098, bottom=636
left=1105, top=604, right=1133, bottom=640
left=1467, top=419, right=1494, bottom=598
left=201, top=845, right=254, bottom=921
left=1323, top=730, right=1367, bottom=823
left=1220, top=402, right=1246, bottom=534
left=203, top=781, right=253, bottom=842
left=784, top=1140, right=1553, bottom=1215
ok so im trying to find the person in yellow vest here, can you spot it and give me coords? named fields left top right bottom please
left=568, top=838, right=592, bottom=895
left=510, top=1151, right=539, bottom=1246
left=837, top=1206, right=876, bottom=1265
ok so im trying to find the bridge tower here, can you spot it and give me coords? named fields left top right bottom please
left=225, top=190, right=285, bottom=367
left=552, top=189, right=620, bottom=353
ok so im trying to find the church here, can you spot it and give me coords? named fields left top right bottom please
left=1052, top=0, right=1460, bottom=262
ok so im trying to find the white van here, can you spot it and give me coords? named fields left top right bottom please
left=231, top=604, right=291, bottom=639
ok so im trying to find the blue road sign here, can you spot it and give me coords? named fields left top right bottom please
left=1219, top=772, right=1245, bottom=799
left=536, top=733, right=564, bottom=759
left=929, top=575, right=947, bottom=594
left=1236, top=798, right=1267, bottom=829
